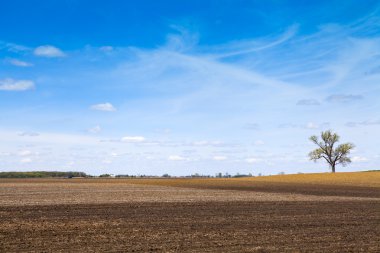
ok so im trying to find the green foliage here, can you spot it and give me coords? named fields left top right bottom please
left=99, top=174, right=112, bottom=177
left=309, top=130, right=354, bottom=172
left=232, top=173, right=253, bottom=178
left=0, top=171, right=87, bottom=178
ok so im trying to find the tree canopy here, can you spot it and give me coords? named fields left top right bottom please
left=309, top=130, right=354, bottom=173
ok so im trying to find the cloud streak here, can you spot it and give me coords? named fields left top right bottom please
left=346, top=119, right=380, bottom=127
left=90, top=103, right=116, bottom=112
left=297, top=99, right=320, bottom=106
left=34, top=45, right=65, bottom=57
left=0, top=78, right=35, bottom=91
left=210, top=24, right=299, bottom=59
left=121, top=136, right=146, bottom=143
left=9, top=59, right=33, bottom=67
left=326, top=94, right=363, bottom=103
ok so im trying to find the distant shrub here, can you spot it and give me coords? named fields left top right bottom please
left=232, top=174, right=253, bottom=178
left=99, top=174, right=112, bottom=178
left=115, top=174, right=130, bottom=178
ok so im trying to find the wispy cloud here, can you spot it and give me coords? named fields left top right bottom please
left=210, top=24, right=299, bottom=59
left=121, top=136, right=146, bottom=143
left=279, top=122, right=330, bottom=130
left=326, top=94, right=363, bottom=103
left=99, top=46, right=114, bottom=52
left=18, top=150, right=34, bottom=156
left=253, top=140, right=265, bottom=146
left=34, top=45, right=65, bottom=57
left=18, top=132, right=40, bottom=137
left=190, top=140, right=227, bottom=147
left=352, top=156, right=368, bottom=162
left=88, top=125, right=101, bottom=134
left=213, top=156, right=227, bottom=161
left=20, top=158, right=32, bottom=164
left=90, top=103, right=116, bottom=111
left=346, top=119, right=380, bottom=127
left=0, top=78, right=35, bottom=91
left=305, top=122, right=324, bottom=129
left=168, top=155, right=186, bottom=161
left=0, top=41, right=30, bottom=52
left=296, top=99, right=320, bottom=106
left=9, top=59, right=33, bottom=67
left=244, top=123, right=260, bottom=130
left=245, top=157, right=262, bottom=164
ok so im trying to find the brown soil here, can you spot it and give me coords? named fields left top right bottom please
left=126, top=178, right=380, bottom=198
left=1, top=201, right=379, bottom=252
left=0, top=178, right=379, bottom=252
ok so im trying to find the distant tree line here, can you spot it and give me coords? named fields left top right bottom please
left=0, top=171, right=87, bottom=178
left=0, top=171, right=263, bottom=179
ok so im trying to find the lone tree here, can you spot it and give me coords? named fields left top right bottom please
left=309, top=130, right=354, bottom=173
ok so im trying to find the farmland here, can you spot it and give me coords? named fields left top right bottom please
left=1, top=172, right=379, bottom=252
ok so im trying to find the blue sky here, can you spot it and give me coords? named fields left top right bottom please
left=1, top=0, right=380, bottom=175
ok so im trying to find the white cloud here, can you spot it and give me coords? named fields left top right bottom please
left=88, top=125, right=101, bottom=134
left=18, top=150, right=33, bottom=156
left=34, top=45, right=65, bottom=57
left=244, top=123, right=260, bottom=130
left=346, top=120, right=380, bottom=127
left=100, top=46, right=113, bottom=52
left=0, top=78, right=35, bottom=91
left=154, top=128, right=171, bottom=134
left=110, top=152, right=118, bottom=157
left=121, top=136, right=146, bottom=143
left=18, top=132, right=39, bottom=137
left=213, top=156, right=227, bottom=161
left=190, top=140, right=226, bottom=147
left=254, top=140, right=265, bottom=145
left=1, top=42, right=31, bottom=52
left=9, top=59, right=33, bottom=67
left=245, top=157, right=261, bottom=163
left=1, top=130, right=99, bottom=145
left=192, top=141, right=211, bottom=146
left=279, top=122, right=330, bottom=130
left=296, top=99, right=320, bottom=106
left=168, top=155, right=186, bottom=161
left=213, top=24, right=298, bottom=59
left=306, top=122, right=319, bottom=129
left=352, top=156, right=368, bottom=162
left=90, top=103, right=116, bottom=112
left=325, top=94, right=363, bottom=103
left=20, top=158, right=32, bottom=164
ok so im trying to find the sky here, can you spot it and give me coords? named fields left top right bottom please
left=1, top=0, right=380, bottom=176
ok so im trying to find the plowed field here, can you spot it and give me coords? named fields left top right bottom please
left=1, top=172, right=379, bottom=252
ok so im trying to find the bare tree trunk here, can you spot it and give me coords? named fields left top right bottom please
left=331, top=164, right=336, bottom=173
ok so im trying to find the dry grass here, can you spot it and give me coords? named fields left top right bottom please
left=2, top=171, right=377, bottom=187
left=241, top=171, right=380, bottom=187
left=125, top=171, right=380, bottom=188
left=1, top=172, right=379, bottom=207
left=120, top=172, right=380, bottom=198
